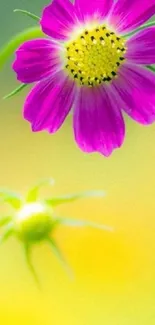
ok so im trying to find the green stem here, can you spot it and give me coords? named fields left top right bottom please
left=124, top=21, right=155, bottom=38
left=13, top=9, right=40, bottom=22
left=0, top=26, right=45, bottom=69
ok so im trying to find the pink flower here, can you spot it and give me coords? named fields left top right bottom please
left=13, top=0, right=155, bottom=156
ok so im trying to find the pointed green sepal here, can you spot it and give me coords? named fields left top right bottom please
left=0, top=224, right=14, bottom=244
left=124, top=21, right=155, bottom=38
left=26, top=178, right=55, bottom=202
left=56, top=217, right=113, bottom=232
left=0, top=216, right=12, bottom=227
left=47, top=237, right=73, bottom=279
left=0, top=189, right=22, bottom=209
left=3, top=83, right=27, bottom=100
left=46, top=190, right=105, bottom=207
left=146, top=65, right=155, bottom=73
left=13, top=9, right=40, bottom=22
left=24, top=244, right=41, bottom=287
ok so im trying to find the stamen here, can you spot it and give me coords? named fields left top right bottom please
left=64, top=24, right=127, bottom=87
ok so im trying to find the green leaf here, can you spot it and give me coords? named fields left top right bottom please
left=3, top=83, right=27, bottom=99
left=0, top=189, right=22, bottom=209
left=0, top=27, right=45, bottom=69
left=46, top=190, right=105, bottom=207
left=47, top=237, right=73, bottom=278
left=14, top=9, right=40, bottom=22
left=0, top=216, right=12, bottom=227
left=26, top=178, right=55, bottom=202
left=56, top=217, right=113, bottom=232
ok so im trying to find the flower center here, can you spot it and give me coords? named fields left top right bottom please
left=65, top=25, right=126, bottom=87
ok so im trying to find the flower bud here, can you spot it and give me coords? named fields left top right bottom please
left=15, top=202, right=54, bottom=242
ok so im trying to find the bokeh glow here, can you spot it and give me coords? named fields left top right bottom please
left=0, top=1, right=155, bottom=324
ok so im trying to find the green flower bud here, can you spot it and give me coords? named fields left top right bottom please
left=15, top=202, right=54, bottom=242
left=0, top=179, right=107, bottom=281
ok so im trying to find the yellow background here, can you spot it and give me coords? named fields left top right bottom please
left=0, top=1, right=155, bottom=324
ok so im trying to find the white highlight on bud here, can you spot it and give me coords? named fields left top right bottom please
left=16, top=202, right=46, bottom=222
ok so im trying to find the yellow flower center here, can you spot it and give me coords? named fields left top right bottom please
left=64, top=25, right=127, bottom=87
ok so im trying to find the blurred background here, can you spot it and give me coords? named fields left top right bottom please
left=0, top=1, right=155, bottom=324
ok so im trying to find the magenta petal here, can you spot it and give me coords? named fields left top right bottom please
left=24, top=74, right=76, bottom=133
left=75, top=0, right=113, bottom=20
left=40, top=0, right=78, bottom=40
left=126, top=27, right=155, bottom=64
left=108, top=0, right=155, bottom=34
left=112, top=64, right=155, bottom=125
left=73, top=86, right=125, bottom=157
left=13, top=39, right=61, bottom=83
